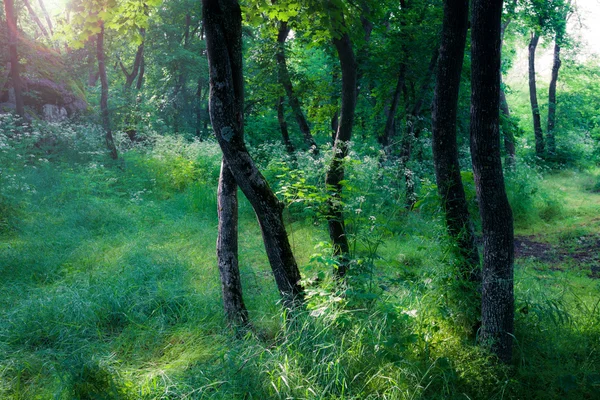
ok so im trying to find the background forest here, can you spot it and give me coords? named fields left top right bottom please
left=1, top=0, right=600, bottom=398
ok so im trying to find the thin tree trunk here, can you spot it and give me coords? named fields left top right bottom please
left=196, top=79, right=204, bottom=137
left=400, top=49, right=438, bottom=209
left=432, top=0, right=480, bottom=285
left=217, top=158, right=250, bottom=328
left=136, top=54, right=145, bottom=90
left=4, top=0, right=24, bottom=119
left=325, top=31, right=357, bottom=278
left=500, top=20, right=516, bottom=166
left=22, top=0, right=50, bottom=38
left=203, top=0, right=303, bottom=306
left=277, top=96, right=295, bottom=153
left=381, top=64, right=406, bottom=152
left=547, top=40, right=561, bottom=156
left=276, top=21, right=318, bottom=152
left=97, top=23, right=119, bottom=160
left=119, top=28, right=145, bottom=89
left=38, top=0, right=54, bottom=35
left=471, top=0, right=515, bottom=364
left=528, top=32, right=544, bottom=157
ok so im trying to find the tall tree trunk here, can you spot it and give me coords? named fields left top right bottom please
left=217, top=158, right=250, bottom=327
left=4, top=0, right=25, bottom=119
left=500, top=20, right=516, bottom=166
left=38, top=0, right=54, bottom=35
left=97, top=23, right=119, bottom=160
left=325, top=31, right=357, bottom=278
left=22, top=0, right=50, bottom=39
left=277, top=96, right=295, bottom=153
left=471, top=0, right=514, bottom=364
left=276, top=21, right=318, bottom=152
left=528, top=32, right=544, bottom=157
left=432, top=0, right=480, bottom=284
left=546, top=39, right=561, bottom=156
left=203, top=0, right=303, bottom=305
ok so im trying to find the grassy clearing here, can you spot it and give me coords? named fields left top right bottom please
left=0, top=121, right=599, bottom=399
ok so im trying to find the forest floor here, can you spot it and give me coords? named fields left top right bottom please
left=0, top=150, right=599, bottom=399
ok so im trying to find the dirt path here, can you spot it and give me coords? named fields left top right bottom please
left=514, top=234, right=600, bottom=278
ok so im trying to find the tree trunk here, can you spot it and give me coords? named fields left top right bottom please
left=277, top=96, right=295, bottom=153
left=22, top=0, right=50, bottom=39
left=119, top=28, right=145, bottom=89
left=500, top=20, right=516, bottom=166
left=136, top=54, right=145, bottom=90
left=97, top=23, right=119, bottom=160
left=38, top=0, right=54, bottom=35
left=432, top=0, right=480, bottom=284
left=400, top=49, right=438, bottom=209
left=203, top=0, right=303, bottom=306
left=276, top=21, right=318, bottom=153
left=547, top=40, right=561, bottom=156
left=471, top=0, right=515, bottom=364
left=4, top=0, right=25, bottom=119
left=381, top=64, right=406, bottom=152
left=325, top=31, right=357, bottom=278
left=217, top=158, right=250, bottom=327
left=528, top=32, right=544, bottom=158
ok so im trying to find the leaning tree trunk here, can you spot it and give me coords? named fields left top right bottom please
left=203, top=0, right=303, bottom=306
left=38, top=0, right=54, bottom=35
left=325, top=31, right=357, bottom=278
left=432, top=0, right=480, bottom=284
left=471, top=0, right=515, bottom=364
left=276, top=21, right=318, bottom=152
left=97, top=23, right=119, bottom=160
left=217, top=158, right=250, bottom=327
left=22, top=0, right=50, bottom=39
left=547, top=39, right=561, bottom=156
left=4, top=0, right=25, bottom=119
left=528, top=32, right=544, bottom=158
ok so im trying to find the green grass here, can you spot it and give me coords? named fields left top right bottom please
left=0, top=126, right=599, bottom=399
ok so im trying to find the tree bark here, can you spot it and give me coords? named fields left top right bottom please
left=38, top=0, right=54, bottom=35
left=4, top=0, right=25, bottom=119
left=432, top=0, right=480, bottom=284
left=277, top=96, right=295, bottom=153
left=97, top=23, right=119, bottom=160
left=546, top=39, right=561, bottom=156
left=471, top=0, right=514, bottom=364
left=22, top=0, right=50, bottom=39
left=325, top=31, right=357, bottom=278
left=276, top=21, right=318, bottom=152
left=217, top=158, right=250, bottom=327
left=203, top=0, right=303, bottom=305
left=528, top=32, right=544, bottom=157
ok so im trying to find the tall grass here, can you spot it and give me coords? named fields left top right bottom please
left=0, top=115, right=599, bottom=399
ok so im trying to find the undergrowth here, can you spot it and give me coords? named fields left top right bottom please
left=0, top=115, right=599, bottom=399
